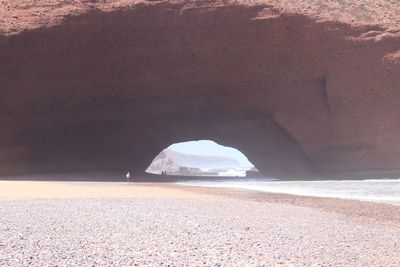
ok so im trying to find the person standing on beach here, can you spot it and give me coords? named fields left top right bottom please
left=125, top=172, right=131, bottom=182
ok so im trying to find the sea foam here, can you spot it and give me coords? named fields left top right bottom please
left=180, top=178, right=400, bottom=205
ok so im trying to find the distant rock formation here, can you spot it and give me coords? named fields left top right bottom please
left=146, top=149, right=243, bottom=175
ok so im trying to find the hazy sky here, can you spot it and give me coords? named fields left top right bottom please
left=168, top=140, right=253, bottom=167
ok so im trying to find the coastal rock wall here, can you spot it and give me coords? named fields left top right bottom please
left=1, top=1, right=400, bottom=178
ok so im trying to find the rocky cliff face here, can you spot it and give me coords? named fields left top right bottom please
left=0, top=1, right=399, bottom=179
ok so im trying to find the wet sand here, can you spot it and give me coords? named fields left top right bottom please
left=0, top=181, right=399, bottom=266
left=179, top=185, right=400, bottom=227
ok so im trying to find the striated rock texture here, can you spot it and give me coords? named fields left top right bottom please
left=0, top=0, right=400, bottom=179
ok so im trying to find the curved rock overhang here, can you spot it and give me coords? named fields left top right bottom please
left=0, top=1, right=400, bottom=179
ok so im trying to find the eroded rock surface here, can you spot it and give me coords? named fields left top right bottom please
left=0, top=1, right=400, bottom=178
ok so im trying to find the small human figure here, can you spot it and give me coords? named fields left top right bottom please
left=126, top=171, right=131, bottom=182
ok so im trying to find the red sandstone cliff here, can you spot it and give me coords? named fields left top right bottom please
left=0, top=1, right=400, bottom=178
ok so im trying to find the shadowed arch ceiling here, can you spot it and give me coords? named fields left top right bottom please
left=0, top=1, right=399, bottom=179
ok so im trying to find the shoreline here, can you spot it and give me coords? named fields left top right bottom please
left=177, top=179, right=400, bottom=206
left=3, top=170, right=400, bottom=182
left=0, top=180, right=399, bottom=265
left=0, top=180, right=399, bottom=227
left=176, top=184, right=400, bottom=227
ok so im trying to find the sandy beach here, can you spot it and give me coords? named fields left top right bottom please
left=0, top=181, right=399, bottom=266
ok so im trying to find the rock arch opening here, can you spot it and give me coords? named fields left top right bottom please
left=146, top=140, right=257, bottom=177
left=0, top=2, right=399, bottom=180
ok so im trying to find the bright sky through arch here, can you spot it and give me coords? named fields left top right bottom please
left=168, top=140, right=253, bottom=167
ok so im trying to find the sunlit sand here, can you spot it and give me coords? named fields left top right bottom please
left=0, top=181, right=201, bottom=201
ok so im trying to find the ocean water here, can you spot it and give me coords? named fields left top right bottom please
left=180, top=178, right=400, bottom=205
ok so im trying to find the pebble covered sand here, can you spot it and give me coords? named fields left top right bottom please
left=0, top=191, right=399, bottom=266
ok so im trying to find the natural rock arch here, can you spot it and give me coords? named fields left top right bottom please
left=145, top=140, right=256, bottom=176
left=0, top=1, right=400, bottom=179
